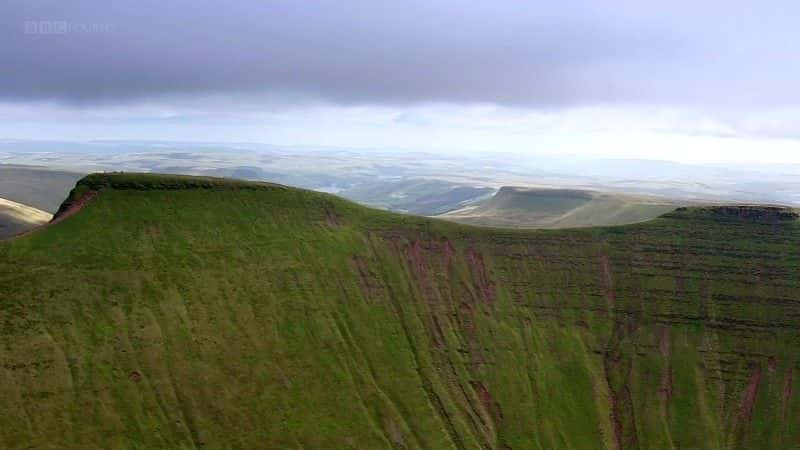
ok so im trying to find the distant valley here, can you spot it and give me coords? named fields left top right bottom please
left=438, top=186, right=678, bottom=228
left=6, top=141, right=800, bottom=236
left=0, top=197, right=51, bottom=239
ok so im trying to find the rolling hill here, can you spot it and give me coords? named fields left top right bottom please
left=0, top=197, right=51, bottom=239
left=1, top=173, right=799, bottom=449
left=438, top=186, right=678, bottom=228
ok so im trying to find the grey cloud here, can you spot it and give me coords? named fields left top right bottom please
left=1, top=0, right=798, bottom=109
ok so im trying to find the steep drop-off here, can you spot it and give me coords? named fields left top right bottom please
left=0, top=197, right=52, bottom=239
left=1, top=173, right=799, bottom=449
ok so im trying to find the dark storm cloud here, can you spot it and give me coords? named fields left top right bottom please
left=1, top=0, right=798, bottom=108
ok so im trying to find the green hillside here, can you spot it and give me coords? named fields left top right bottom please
left=2, top=173, right=800, bottom=449
left=439, top=186, right=677, bottom=228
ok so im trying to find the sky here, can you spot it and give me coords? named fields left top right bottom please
left=2, top=0, right=800, bottom=162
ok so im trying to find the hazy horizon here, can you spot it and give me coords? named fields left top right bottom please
left=2, top=1, right=800, bottom=163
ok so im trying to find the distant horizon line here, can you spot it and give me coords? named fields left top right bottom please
left=2, top=137, right=798, bottom=167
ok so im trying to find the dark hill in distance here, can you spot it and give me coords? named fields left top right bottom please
left=439, top=186, right=678, bottom=228
left=1, top=173, right=799, bottom=449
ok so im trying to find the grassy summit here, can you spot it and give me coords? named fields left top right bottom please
left=1, top=173, right=799, bottom=449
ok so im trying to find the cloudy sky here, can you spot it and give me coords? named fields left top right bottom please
left=2, top=0, right=800, bottom=162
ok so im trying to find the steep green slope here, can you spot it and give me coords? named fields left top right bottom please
left=439, top=186, right=676, bottom=228
left=1, top=174, right=799, bottom=449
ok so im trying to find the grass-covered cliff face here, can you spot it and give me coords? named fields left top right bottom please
left=1, top=174, right=799, bottom=449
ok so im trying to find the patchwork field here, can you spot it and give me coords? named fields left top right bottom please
left=1, top=173, right=799, bottom=449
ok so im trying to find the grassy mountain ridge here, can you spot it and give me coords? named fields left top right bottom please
left=439, top=186, right=677, bottom=228
left=1, top=173, right=799, bottom=449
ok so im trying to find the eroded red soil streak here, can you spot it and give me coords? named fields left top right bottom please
left=782, top=368, right=793, bottom=420
left=400, top=238, right=450, bottom=344
left=407, top=238, right=428, bottom=273
left=7, top=190, right=98, bottom=241
left=658, top=327, right=674, bottom=403
left=323, top=209, right=343, bottom=228
left=431, top=315, right=446, bottom=348
left=441, top=238, right=456, bottom=269
left=603, top=334, right=639, bottom=450
left=768, top=356, right=778, bottom=373
left=471, top=381, right=503, bottom=423
left=391, top=236, right=441, bottom=305
left=657, top=327, right=671, bottom=357
left=599, top=255, right=615, bottom=308
left=467, top=249, right=496, bottom=305
left=737, top=365, right=762, bottom=425
left=352, top=256, right=382, bottom=302
left=51, top=190, right=98, bottom=224
left=604, top=358, right=625, bottom=450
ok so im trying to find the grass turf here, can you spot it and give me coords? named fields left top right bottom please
left=1, top=173, right=799, bottom=449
